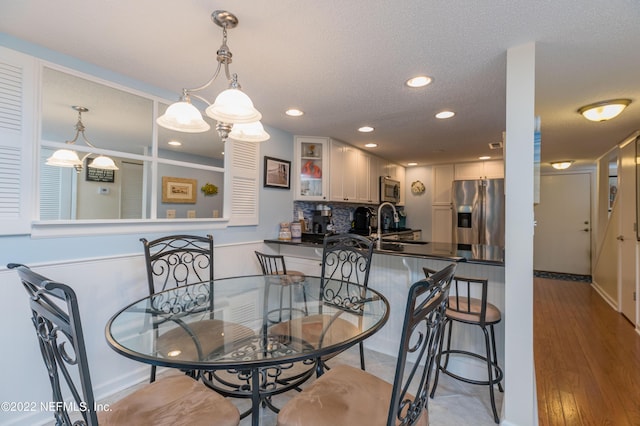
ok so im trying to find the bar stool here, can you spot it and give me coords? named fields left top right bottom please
left=425, top=268, right=504, bottom=424
left=254, top=251, right=307, bottom=324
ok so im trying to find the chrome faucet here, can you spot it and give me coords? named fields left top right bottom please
left=377, top=202, right=399, bottom=247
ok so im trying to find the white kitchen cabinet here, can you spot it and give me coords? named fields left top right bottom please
left=355, top=150, right=372, bottom=203
left=432, top=204, right=453, bottom=243
left=454, top=160, right=504, bottom=180
left=294, top=136, right=329, bottom=201
left=329, top=139, right=358, bottom=202
left=433, top=164, right=454, bottom=204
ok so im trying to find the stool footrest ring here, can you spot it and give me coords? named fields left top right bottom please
left=438, top=349, right=504, bottom=387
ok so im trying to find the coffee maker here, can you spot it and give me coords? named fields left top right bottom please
left=352, top=206, right=375, bottom=235
left=312, top=209, right=332, bottom=234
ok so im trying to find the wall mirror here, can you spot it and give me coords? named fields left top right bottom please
left=40, top=66, right=225, bottom=221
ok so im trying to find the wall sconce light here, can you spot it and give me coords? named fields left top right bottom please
left=156, top=10, right=269, bottom=143
left=46, top=106, right=118, bottom=172
left=550, top=161, right=574, bottom=170
left=577, top=99, right=631, bottom=122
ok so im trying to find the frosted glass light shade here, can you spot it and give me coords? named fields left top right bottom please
left=157, top=101, right=211, bottom=133
left=551, top=161, right=573, bottom=170
left=229, top=121, right=270, bottom=142
left=205, top=88, right=262, bottom=124
left=578, top=99, right=631, bottom=122
left=89, top=155, right=119, bottom=170
left=46, top=149, right=82, bottom=167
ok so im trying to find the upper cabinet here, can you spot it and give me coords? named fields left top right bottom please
left=454, top=160, right=504, bottom=180
left=294, top=136, right=329, bottom=201
left=329, top=139, right=358, bottom=202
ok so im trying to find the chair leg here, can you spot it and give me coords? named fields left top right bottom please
left=489, top=324, right=504, bottom=392
left=358, top=341, right=366, bottom=370
left=430, top=317, right=449, bottom=398
left=150, top=365, right=156, bottom=383
left=482, top=326, right=500, bottom=424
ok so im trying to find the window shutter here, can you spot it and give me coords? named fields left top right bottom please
left=0, top=47, right=35, bottom=235
left=224, top=139, right=259, bottom=226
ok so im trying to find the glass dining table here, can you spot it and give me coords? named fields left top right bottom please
left=106, top=274, right=389, bottom=426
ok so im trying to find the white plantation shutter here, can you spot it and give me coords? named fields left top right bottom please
left=224, top=139, right=259, bottom=226
left=0, top=47, right=35, bottom=235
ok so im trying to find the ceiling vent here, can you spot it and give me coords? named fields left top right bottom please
left=488, top=141, right=503, bottom=150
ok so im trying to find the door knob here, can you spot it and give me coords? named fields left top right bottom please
left=617, top=235, right=624, bottom=241
left=583, top=228, right=590, bottom=232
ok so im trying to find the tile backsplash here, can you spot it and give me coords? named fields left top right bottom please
left=293, top=201, right=403, bottom=234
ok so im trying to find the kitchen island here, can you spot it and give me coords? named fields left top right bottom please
left=264, top=237, right=505, bottom=381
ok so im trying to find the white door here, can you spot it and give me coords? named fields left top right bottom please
left=534, top=173, right=591, bottom=274
left=618, top=139, right=636, bottom=323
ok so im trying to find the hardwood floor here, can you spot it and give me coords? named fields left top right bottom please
left=534, top=277, right=640, bottom=425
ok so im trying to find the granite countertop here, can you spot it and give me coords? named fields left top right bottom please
left=264, top=238, right=504, bottom=266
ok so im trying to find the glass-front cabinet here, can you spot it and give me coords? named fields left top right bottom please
left=294, top=136, right=329, bottom=201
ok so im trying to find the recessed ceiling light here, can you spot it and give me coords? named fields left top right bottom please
left=364, top=143, right=378, bottom=148
left=407, top=162, right=418, bottom=166
left=358, top=126, right=374, bottom=133
left=435, top=111, right=455, bottom=119
left=479, top=156, right=491, bottom=160
left=406, top=75, right=432, bottom=88
left=168, top=140, right=182, bottom=146
left=285, top=108, right=304, bottom=117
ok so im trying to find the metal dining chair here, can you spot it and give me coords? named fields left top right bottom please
left=277, top=263, right=456, bottom=426
left=140, top=234, right=254, bottom=382
left=7, top=263, right=240, bottom=426
left=269, top=234, right=375, bottom=374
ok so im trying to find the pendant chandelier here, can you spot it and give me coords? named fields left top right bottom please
left=156, top=10, right=269, bottom=143
left=46, top=106, right=119, bottom=172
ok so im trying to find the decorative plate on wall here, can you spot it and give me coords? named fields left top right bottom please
left=411, top=180, right=425, bottom=194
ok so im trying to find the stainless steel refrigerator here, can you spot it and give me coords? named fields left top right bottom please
left=452, top=179, right=505, bottom=247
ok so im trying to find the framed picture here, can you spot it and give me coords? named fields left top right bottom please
left=85, top=157, right=115, bottom=182
left=162, top=176, right=197, bottom=203
left=264, top=156, right=291, bottom=189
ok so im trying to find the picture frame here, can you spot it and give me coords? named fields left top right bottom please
left=162, top=176, right=197, bottom=203
left=85, top=157, right=115, bottom=182
left=264, top=156, right=291, bottom=189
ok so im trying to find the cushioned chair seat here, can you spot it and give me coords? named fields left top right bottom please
left=447, top=296, right=501, bottom=324
left=99, top=374, right=240, bottom=426
left=155, top=319, right=255, bottom=361
left=269, top=314, right=360, bottom=349
left=277, top=364, right=427, bottom=426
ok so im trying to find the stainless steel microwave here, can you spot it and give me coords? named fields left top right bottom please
left=380, top=176, right=400, bottom=203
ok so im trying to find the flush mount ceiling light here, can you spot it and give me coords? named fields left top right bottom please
left=478, top=156, right=491, bottom=160
left=364, top=143, right=378, bottom=148
left=435, top=110, right=455, bottom=119
left=46, top=106, right=118, bottom=172
left=156, top=10, right=269, bottom=143
left=551, top=160, right=574, bottom=170
left=405, top=75, right=432, bottom=88
left=358, top=126, right=374, bottom=133
left=285, top=108, right=304, bottom=117
left=577, top=99, right=631, bottom=122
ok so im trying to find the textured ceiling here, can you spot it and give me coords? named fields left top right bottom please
left=2, top=0, right=639, bottom=171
